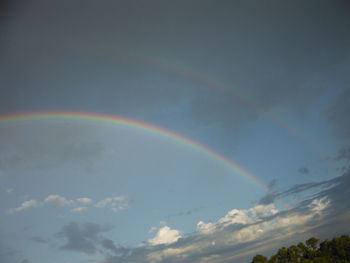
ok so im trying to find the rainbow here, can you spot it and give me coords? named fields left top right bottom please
left=0, top=112, right=268, bottom=191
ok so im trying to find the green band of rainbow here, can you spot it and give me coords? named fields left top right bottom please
left=0, top=112, right=267, bottom=191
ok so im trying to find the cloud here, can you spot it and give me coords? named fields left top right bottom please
left=334, top=146, right=350, bottom=161
left=267, top=179, right=278, bottom=190
left=258, top=179, right=279, bottom=205
left=57, top=222, right=110, bottom=254
left=71, top=207, right=88, bottom=213
left=7, top=200, right=39, bottom=214
left=329, top=88, right=350, bottom=141
left=165, top=206, right=206, bottom=220
left=95, top=196, right=130, bottom=212
left=56, top=222, right=129, bottom=258
left=309, top=197, right=330, bottom=214
left=30, top=236, right=49, bottom=244
left=101, top=171, right=350, bottom=263
left=148, top=226, right=181, bottom=246
left=100, top=238, right=129, bottom=257
left=44, top=194, right=74, bottom=207
left=258, top=193, right=277, bottom=205
left=111, top=172, right=346, bottom=263
left=197, top=221, right=216, bottom=235
left=117, top=199, right=330, bottom=263
left=222, top=205, right=278, bottom=225
left=197, top=204, right=279, bottom=238
left=76, top=198, right=93, bottom=205
left=101, top=239, right=119, bottom=253
left=0, top=241, right=19, bottom=263
left=298, top=167, right=310, bottom=175
left=7, top=194, right=127, bottom=215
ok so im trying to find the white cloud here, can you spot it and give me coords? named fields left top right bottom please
left=196, top=204, right=278, bottom=235
left=7, top=194, right=129, bottom=215
left=44, top=195, right=74, bottom=207
left=70, top=207, right=87, bottom=213
left=7, top=199, right=39, bottom=214
left=149, top=227, right=158, bottom=234
left=143, top=199, right=330, bottom=263
left=76, top=198, right=93, bottom=205
left=309, top=197, right=330, bottom=214
left=147, top=242, right=204, bottom=263
left=95, top=196, right=124, bottom=207
left=197, top=221, right=215, bottom=234
left=222, top=200, right=330, bottom=261
left=218, top=204, right=278, bottom=226
left=95, top=196, right=129, bottom=212
left=148, top=226, right=181, bottom=246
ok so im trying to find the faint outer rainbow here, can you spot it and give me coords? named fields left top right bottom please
left=0, top=112, right=268, bottom=191
left=72, top=41, right=322, bottom=156
left=127, top=52, right=323, bottom=156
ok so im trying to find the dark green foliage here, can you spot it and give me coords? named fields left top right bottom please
left=251, top=235, right=350, bottom=263
left=252, top=254, right=269, bottom=263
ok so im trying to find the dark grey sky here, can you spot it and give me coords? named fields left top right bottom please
left=1, top=1, right=349, bottom=126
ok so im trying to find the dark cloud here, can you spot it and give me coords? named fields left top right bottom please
left=165, top=206, right=206, bottom=220
left=298, top=167, right=310, bottom=175
left=334, top=146, right=350, bottom=162
left=331, top=146, right=350, bottom=173
left=56, top=222, right=127, bottom=257
left=267, top=179, right=278, bottom=190
left=258, top=193, right=277, bottom=205
left=101, top=239, right=130, bottom=257
left=0, top=241, right=19, bottom=263
left=258, top=179, right=278, bottom=205
left=30, top=236, right=48, bottom=244
left=101, top=239, right=118, bottom=253
left=57, top=222, right=109, bottom=254
left=329, top=89, right=350, bottom=141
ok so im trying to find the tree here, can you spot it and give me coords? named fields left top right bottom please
left=306, top=237, right=319, bottom=251
left=251, top=254, right=269, bottom=263
left=250, top=235, right=350, bottom=263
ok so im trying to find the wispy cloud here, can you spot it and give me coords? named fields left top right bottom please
left=70, top=207, right=88, bottom=213
left=7, top=194, right=130, bottom=214
left=7, top=200, right=39, bottom=214
left=95, top=196, right=130, bottom=212
left=111, top=200, right=329, bottom=263
left=98, top=172, right=350, bottom=263
left=298, top=167, right=310, bottom=175
left=44, top=195, right=74, bottom=207
left=77, top=198, right=93, bottom=205
left=30, top=236, right=49, bottom=244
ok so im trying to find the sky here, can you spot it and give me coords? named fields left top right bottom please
left=0, top=1, right=350, bottom=262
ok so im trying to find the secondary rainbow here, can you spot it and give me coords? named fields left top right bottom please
left=0, top=112, right=268, bottom=191
left=74, top=41, right=322, bottom=156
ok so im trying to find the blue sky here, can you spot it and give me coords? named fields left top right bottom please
left=0, top=1, right=350, bottom=263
